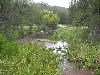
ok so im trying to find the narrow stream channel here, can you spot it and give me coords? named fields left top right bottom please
left=20, top=37, right=92, bottom=75
left=32, top=38, right=92, bottom=75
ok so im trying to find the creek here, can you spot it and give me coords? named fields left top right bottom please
left=20, top=32, right=92, bottom=75
left=32, top=38, right=92, bottom=75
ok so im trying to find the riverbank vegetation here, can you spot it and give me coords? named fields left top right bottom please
left=0, top=0, right=100, bottom=75
left=0, top=0, right=62, bottom=74
left=53, top=27, right=100, bottom=74
left=0, top=0, right=63, bottom=41
left=0, top=33, right=59, bottom=75
left=65, top=0, right=100, bottom=74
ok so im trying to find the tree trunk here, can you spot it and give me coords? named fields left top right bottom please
left=0, top=4, right=4, bottom=31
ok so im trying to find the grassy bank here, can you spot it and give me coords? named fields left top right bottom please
left=53, top=27, right=100, bottom=75
left=0, top=34, right=59, bottom=75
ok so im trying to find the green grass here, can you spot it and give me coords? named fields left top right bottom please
left=53, top=27, right=100, bottom=75
left=0, top=34, right=59, bottom=75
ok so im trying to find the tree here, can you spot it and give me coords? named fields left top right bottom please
left=37, top=2, right=70, bottom=25
left=41, top=10, right=59, bottom=31
left=69, top=0, right=100, bottom=36
left=27, top=3, right=41, bottom=34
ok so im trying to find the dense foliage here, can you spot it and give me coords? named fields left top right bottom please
left=0, top=33, right=59, bottom=74
left=53, top=27, right=100, bottom=75
left=0, top=0, right=69, bottom=41
left=41, top=10, right=59, bottom=30
left=0, top=0, right=61, bottom=74
left=37, top=3, right=70, bottom=24
left=69, top=0, right=100, bottom=31
left=0, top=0, right=42, bottom=40
left=0, top=0, right=100, bottom=75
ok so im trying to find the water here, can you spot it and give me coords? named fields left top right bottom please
left=32, top=39, right=92, bottom=75
left=20, top=37, right=92, bottom=75
left=45, top=41, right=68, bottom=54
left=58, top=24, right=66, bottom=28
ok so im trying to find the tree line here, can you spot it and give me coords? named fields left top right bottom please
left=0, top=0, right=70, bottom=41
left=69, top=0, right=100, bottom=36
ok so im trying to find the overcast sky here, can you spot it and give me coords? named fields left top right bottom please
left=33, top=0, right=71, bottom=8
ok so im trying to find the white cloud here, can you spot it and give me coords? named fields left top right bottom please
left=33, top=0, right=71, bottom=8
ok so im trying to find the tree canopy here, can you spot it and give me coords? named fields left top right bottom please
left=41, top=10, right=59, bottom=30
